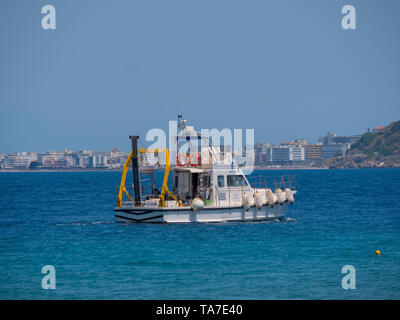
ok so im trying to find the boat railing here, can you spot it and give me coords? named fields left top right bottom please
left=246, top=174, right=297, bottom=191
left=118, top=181, right=179, bottom=207
left=141, top=184, right=183, bottom=204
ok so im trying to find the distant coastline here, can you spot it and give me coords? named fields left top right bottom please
left=0, top=168, right=122, bottom=173
left=253, top=166, right=328, bottom=170
left=4, top=165, right=400, bottom=173
left=0, top=166, right=329, bottom=173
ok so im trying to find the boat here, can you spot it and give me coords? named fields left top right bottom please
left=114, top=115, right=296, bottom=223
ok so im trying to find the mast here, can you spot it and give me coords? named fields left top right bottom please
left=129, top=135, right=141, bottom=206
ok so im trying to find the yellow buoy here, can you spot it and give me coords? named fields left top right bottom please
left=376, top=250, right=381, bottom=256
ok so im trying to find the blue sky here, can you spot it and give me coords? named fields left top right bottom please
left=1, top=0, right=399, bottom=153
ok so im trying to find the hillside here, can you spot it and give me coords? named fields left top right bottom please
left=324, top=120, right=400, bottom=168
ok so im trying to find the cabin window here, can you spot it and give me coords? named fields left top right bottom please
left=227, top=175, right=248, bottom=187
left=217, top=175, right=225, bottom=187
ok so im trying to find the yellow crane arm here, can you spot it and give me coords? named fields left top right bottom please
left=116, top=151, right=133, bottom=207
left=159, top=149, right=182, bottom=207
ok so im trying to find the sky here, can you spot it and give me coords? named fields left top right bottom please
left=1, top=0, right=400, bottom=153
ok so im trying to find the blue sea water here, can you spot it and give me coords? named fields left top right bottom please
left=0, top=169, right=399, bottom=300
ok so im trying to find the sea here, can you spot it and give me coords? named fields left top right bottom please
left=0, top=169, right=399, bottom=299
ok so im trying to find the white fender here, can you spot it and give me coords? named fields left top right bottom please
left=266, top=189, right=275, bottom=208
left=254, top=191, right=263, bottom=209
left=191, top=198, right=204, bottom=211
left=243, top=193, right=250, bottom=211
left=285, top=188, right=294, bottom=204
left=275, top=188, right=286, bottom=205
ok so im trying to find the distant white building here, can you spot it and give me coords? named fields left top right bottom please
left=0, top=153, right=5, bottom=169
left=289, top=147, right=305, bottom=161
left=77, top=153, right=91, bottom=168
left=90, top=153, right=109, bottom=168
left=108, top=149, right=129, bottom=169
left=3, top=152, right=38, bottom=169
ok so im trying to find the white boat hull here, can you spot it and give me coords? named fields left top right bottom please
left=114, top=202, right=291, bottom=223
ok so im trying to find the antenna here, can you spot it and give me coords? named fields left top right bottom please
left=177, top=114, right=186, bottom=131
left=129, top=135, right=141, bottom=206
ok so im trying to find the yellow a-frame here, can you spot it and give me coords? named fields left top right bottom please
left=116, top=148, right=182, bottom=208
